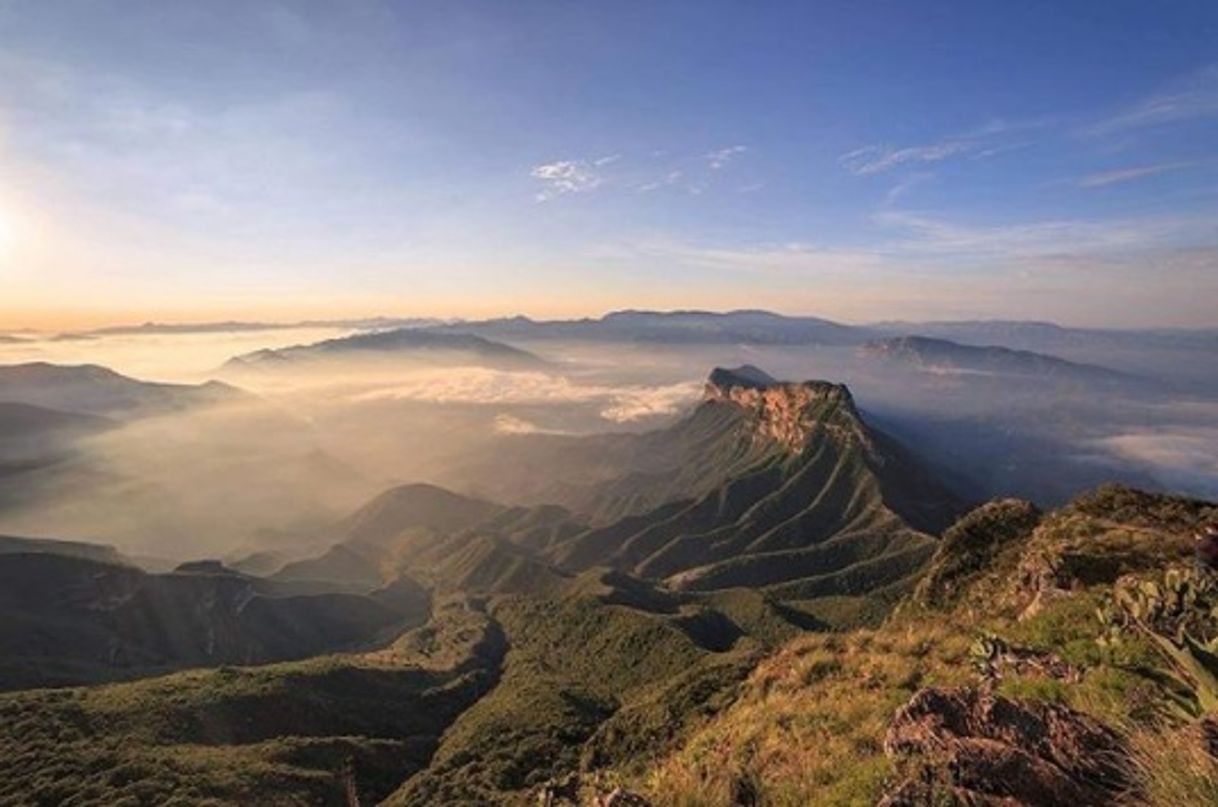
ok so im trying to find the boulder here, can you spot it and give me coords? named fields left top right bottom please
left=880, top=687, right=1134, bottom=806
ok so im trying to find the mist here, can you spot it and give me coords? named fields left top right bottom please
left=1, top=324, right=1216, bottom=564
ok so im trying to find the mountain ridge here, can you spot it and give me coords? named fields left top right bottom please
left=861, top=334, right=1137, bottom=383
left=222, top=328, right=545, bottom=373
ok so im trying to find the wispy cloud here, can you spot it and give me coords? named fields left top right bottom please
left=638, top=170, right=683, bottom=192
left=841, top=117, right=1048, bottom=176
left=1076, top=162, right=1190, bottom=188
left=621, top=238, right=883, bottom=274
left=840, top=141, right=969, bottom=176
left=618, top=207, right=1218, bottom=277
left=1084, top=64, right=1218, bottom=136
left=706, top=145, right=747, bottom=170
left=883, top=172, right=934, bottom=205
left=877, top=209, right=1216, bottom=259
left=529, top=158, right=608, bottom=201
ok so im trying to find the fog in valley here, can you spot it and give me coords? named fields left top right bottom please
left=2, top=319, right=1216, bottom=566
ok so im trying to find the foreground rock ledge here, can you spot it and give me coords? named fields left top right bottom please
left=880, top=686, right=1135, bottom=806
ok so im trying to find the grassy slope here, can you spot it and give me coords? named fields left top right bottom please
left=630, top=485, right=1218, bottom=805
left=386, top=578, right=808, bottom=804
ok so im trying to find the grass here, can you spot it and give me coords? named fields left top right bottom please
left=636, top=621, right=975, bottom=805
left=633, top=486, right=1218, bottom=806
left=386, top=588, right=794, bottom=804
left=1126, top=721, right=1218, bottom=806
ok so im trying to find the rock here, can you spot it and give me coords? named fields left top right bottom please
left=881, top=687, right=1135, bottom=806
left=536, top=773, right=580, bottom=806
left=593, top=787, right=651, bottom=807
left=535, top=774, right=651, bottom=807
left=1196, top=524, right=1218, bottom=571
left=703, top=370, right=869, bottom=453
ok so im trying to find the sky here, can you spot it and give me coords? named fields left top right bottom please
left=0, top=0, right=1216, bottom=329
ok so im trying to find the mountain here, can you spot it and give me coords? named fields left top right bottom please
left=861, top=335, right=1136, bottom=383
left=0, top=549, right=429, bottom=690
left=222, top=328, right=545, bottom=374
left=70, top=316, right=442, bottom=337
left=0, top=402, right=116, bottom=490
left=0, top=402, right=115, bottom=471
left=0, top=533, right=132, bottom=566
left=0, top=362, right=246, bottom=418
left=529, top=366, right=963, bottom=601
left=429, top=309, right=866, bottom=345
left=284, top=366, right=962, bottom=618
left=869, top=318, right=1218, bottom=353
left=0, top=401, right=113, bottom=439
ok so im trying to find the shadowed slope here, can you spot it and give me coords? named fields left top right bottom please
left=534, top=367, right=962, bottom=598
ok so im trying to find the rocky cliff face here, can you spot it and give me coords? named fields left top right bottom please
left=703, top=366, right=871, bottom=453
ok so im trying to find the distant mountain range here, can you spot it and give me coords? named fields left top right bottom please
left=222, top=329, right=545, bottom=373
left=0, top=362, right=372, bottom=558
left=860, top=335, right=1135, bottom=383
left=0, top=401, right=113, bottom=445
left=21, top=309, right=1218, bottom=354
left=427, top=309, right=861, bottom=345
left=58, top=316, right=444, bottom=338
left=0, top=362, right=246, bottom=418
left=867, top=318, right=1218, bottom=352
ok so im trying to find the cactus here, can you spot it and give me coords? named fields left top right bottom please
left=1100, top=565, right=1218, bottom=716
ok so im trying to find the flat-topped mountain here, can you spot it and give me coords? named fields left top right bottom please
left=703, top=365, right=870, bottom=452
left=860, top=335, right=1134, bottom=382
left=222, top=328, right=544, bottom=373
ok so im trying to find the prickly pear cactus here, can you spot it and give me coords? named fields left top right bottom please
left=1099, top=565, right=1218, bottom=715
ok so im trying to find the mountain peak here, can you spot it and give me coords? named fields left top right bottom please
left=706, top=364, right=778, bottom=392
left=703, top=366, right=862, bottom=452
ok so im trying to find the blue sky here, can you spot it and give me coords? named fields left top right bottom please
left=0, top=0, right=1216, bottom=327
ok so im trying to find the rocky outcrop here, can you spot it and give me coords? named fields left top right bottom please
left=534, top=773, right=651, bottom=806
left=703, top=367, right=870, bottom=453
left=880, top=687, right=1135, bottom=806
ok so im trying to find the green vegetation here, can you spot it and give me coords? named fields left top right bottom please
left=387, top=579, right=806, bottom=804
left=629, top=485, right=1218, bottom=805
left=5, top=398, right=1217, bottom=806
left=0, top=600, right=501, bottom=806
